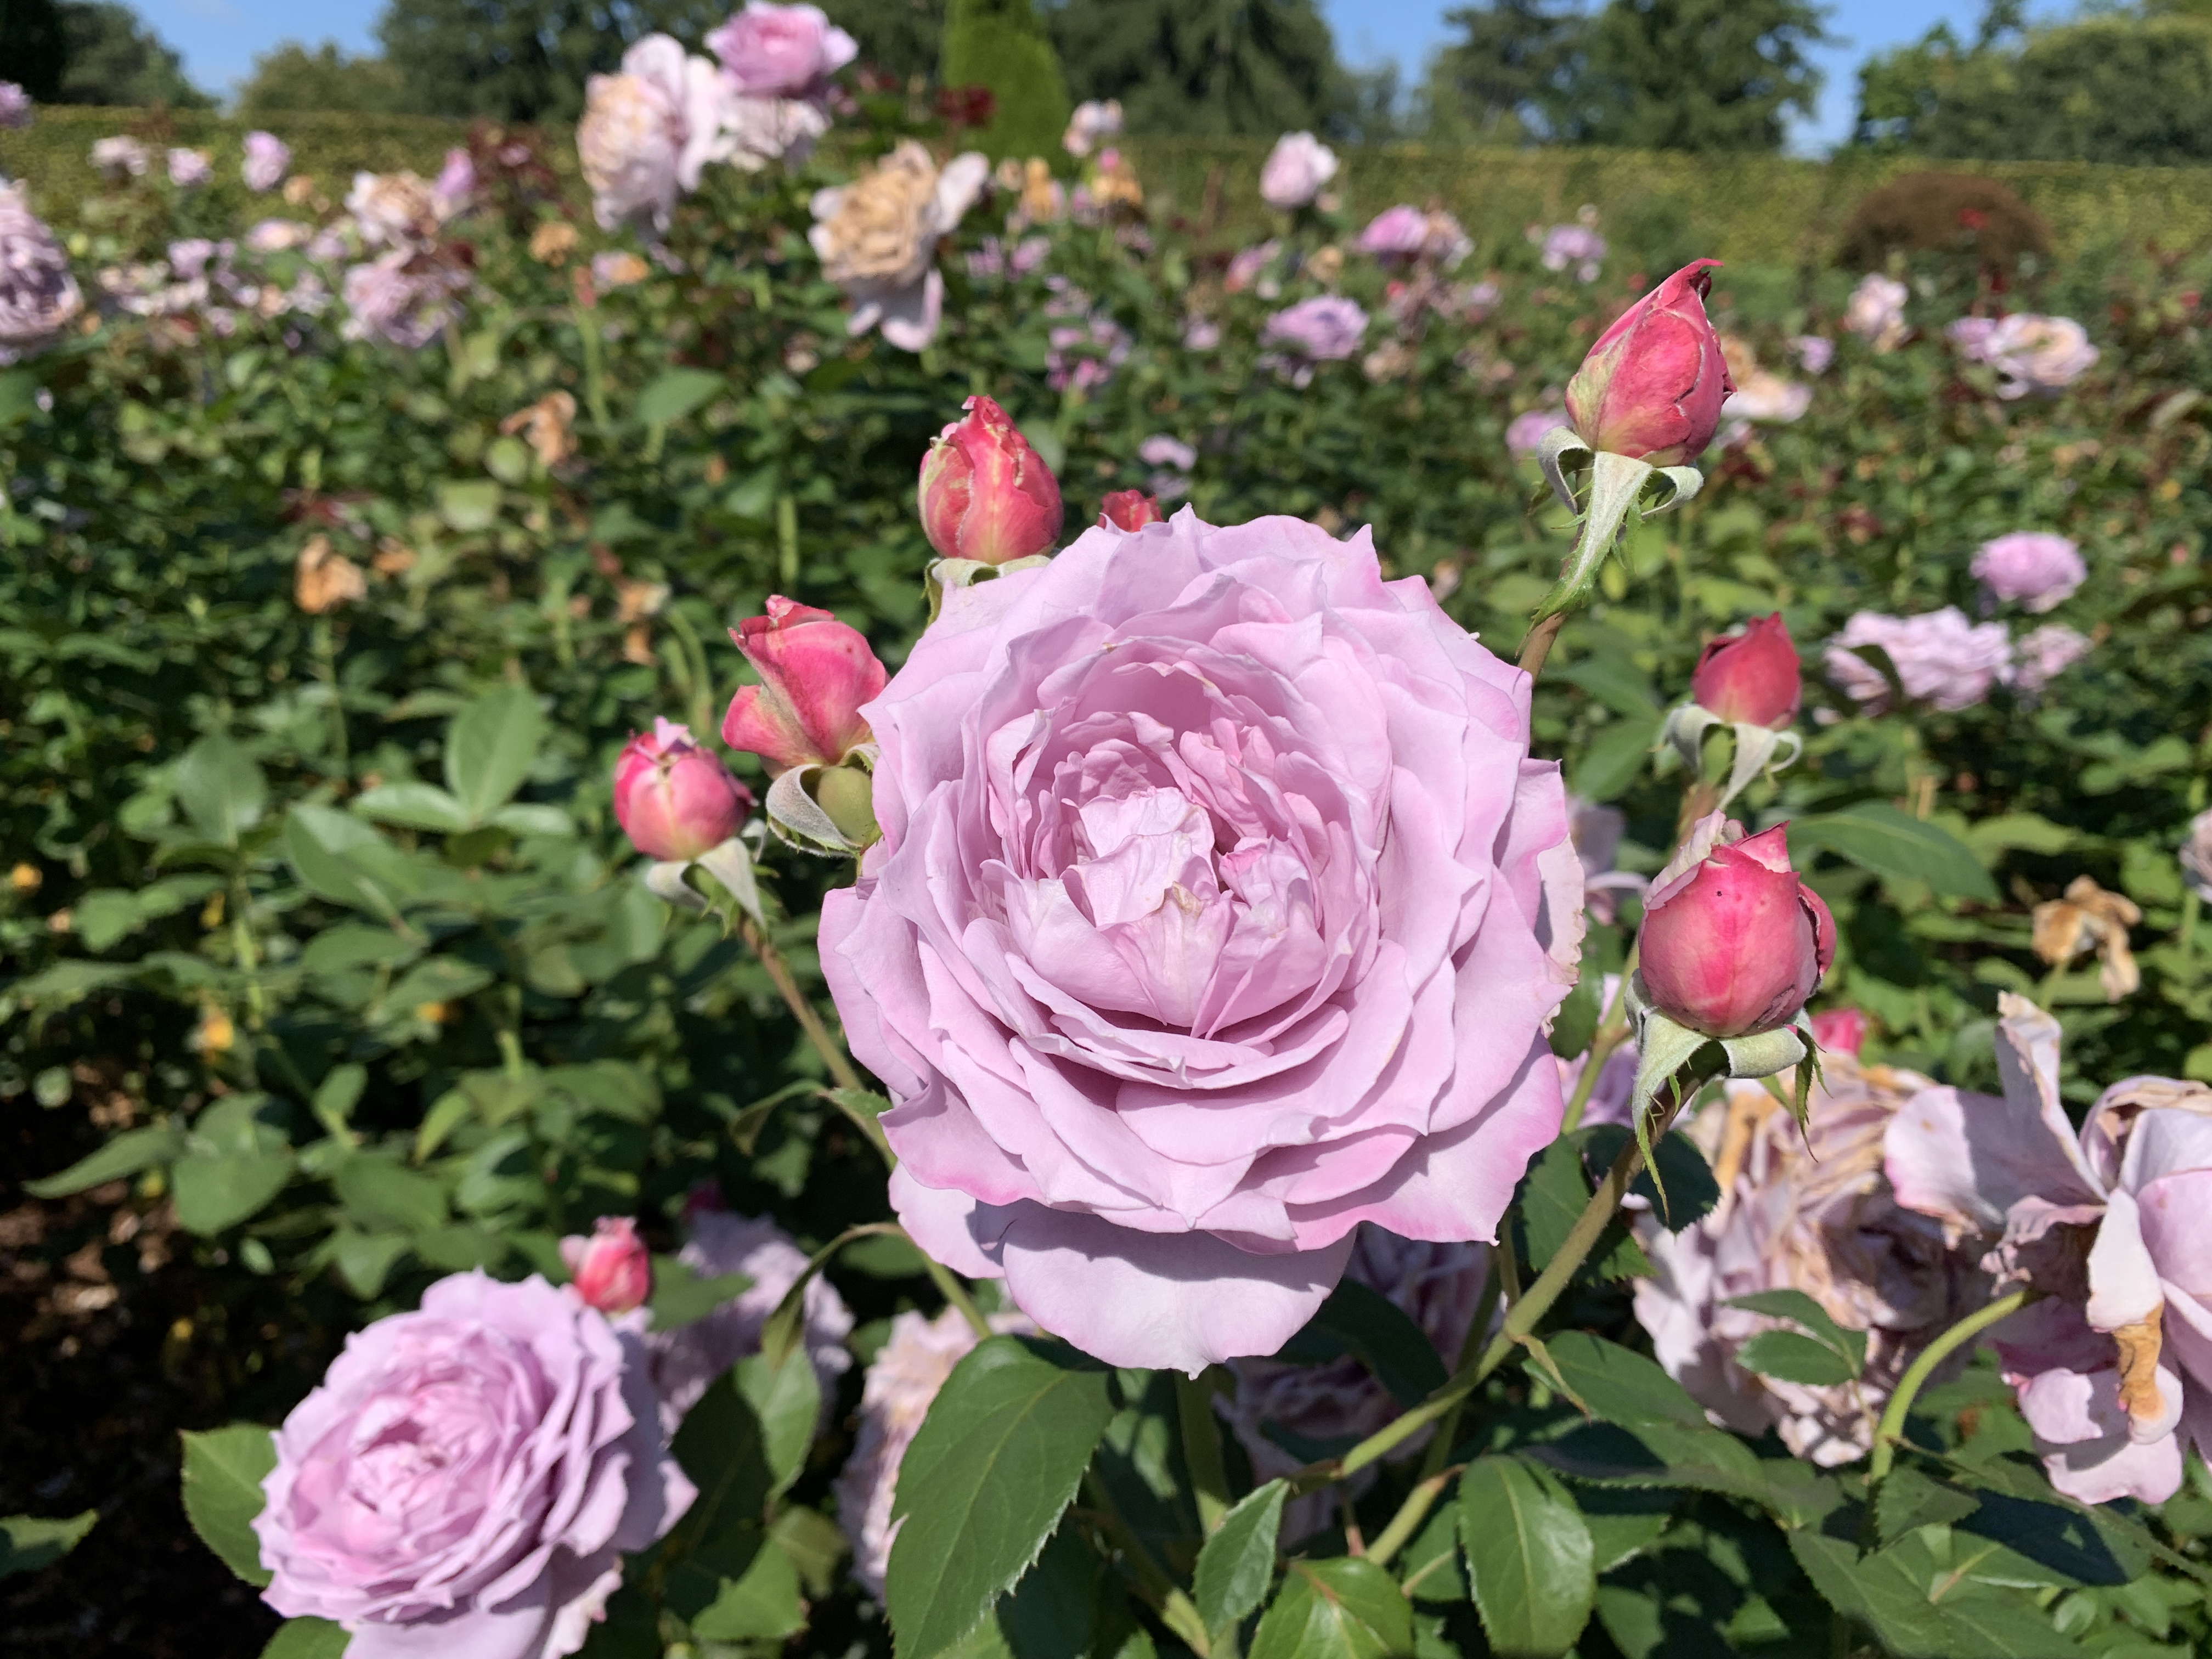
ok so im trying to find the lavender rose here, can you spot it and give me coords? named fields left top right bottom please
left=1825, top=607, right=2015, bottom=714
left=1950, top=313, right=2098, bottom=398
left=0, top=82, right=30, bottom=131
left=1972, top=532, right=2086, bottom=612
left=707, top=2, right=857, bottom=97
left=0, top=184, right=83, bottom=366
left=242, top=131, right=291, bottom=193
left=820, top=509, right=1582, bottom=1372
left=254, top=1272, right=695, bottom=1659
left=1506, top=406, right=1567, bottom=457
left=2013, top=623, right=2090, bottom=699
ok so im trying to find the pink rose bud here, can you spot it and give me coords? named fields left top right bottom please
left=721, top=596, right=887, bottom=775
left=613, top=717, right=753, bottom=862
left=1810, top=1006, right=1870, bottom=1057
left=559, top=1216, right=652, bottom=1314
left=1099, top=489, right=1162, bottom=531
left=1639, top=822, right=1835, bottom=1039
left=917, top=393, right=1064, bottom=565
left=1690, top=613, right=1802, bottom=728
left=1565, top=258, right=1734, bottom=465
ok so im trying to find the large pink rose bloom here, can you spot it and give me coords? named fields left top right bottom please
left=820, top=510, right=1583, bottom=1372
left=255, top=1272, right=694, bottom=1659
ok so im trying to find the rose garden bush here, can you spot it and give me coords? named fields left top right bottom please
left=7, top=12, right=2212, bottom=1658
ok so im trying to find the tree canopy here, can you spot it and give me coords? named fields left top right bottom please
left=236, top=42, right=412, bottom=118
left=0, top=0, right=213, bottom=107
left=1045, top=0, right=1346, bottom=138
left=374, top=0, right=726, bottom=121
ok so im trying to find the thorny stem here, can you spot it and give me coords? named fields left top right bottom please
left=733, top=909, right=865, bottom=1093
left=1867, top=1288, right=2034, bottom=1483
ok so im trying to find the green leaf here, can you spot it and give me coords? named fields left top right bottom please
left=646, top=1259, right=754, bottom=1331
left=997, top=1522, right=1105, bottom=1659
left=1789, top=1520, right=2085, bottom=1657
left=352, top=781, right=472, bottom=833
left=260, top=1617, right=351, bottom=1658
left=0, top=1510, right=97, bottom=1579
left=671, top=1372, right=775, bottom=1549
left=24, top=1124, right=186, bottom=1198
left=444, top=685, right=543, bottom=825
left=636, top=367, right=725, bottom=427
left=1735, top=1329, right=1859, bottom=1387
left=332, top=1157, right=449, bottom=1233
left=884, top=1336, right=1117, bottom=1659
left=1511, top=1137, right=1649, bottom=1282
left=1527, top=1421, right=1842, bottom=1530
left=684, top=1528, right=806, bottom=1641
left=437, top=479, right=503, bottom=532
left=1540, top=1332, right=1707, bottom=1429
left=176, top=732, right=268, bottom=849
left=1397, top=1500, right=1466, bottom=1602
left=180, top=1425, right=275, bottom=1587
left=1569, top=715, right=1661, bottom=804
left=1301, top=1280, right=1449, bottom=1406
left=1250, top=1557, right=1415, bottom=1659
left=379, top=957, right=495, bottom=1012
left=1552, top=656, right=1660, bottom=716
left=1876, top=1466, right=1980, bottom=1545
left=1458, top=1457, right=1595, bottom=1656
left=330, top=1228, right=411, bottom=1298
left=286, top=805, right=404, bottom=921
left=771, top=1505, right=849, bottom=1599
left=1577, top=1125, right=1719, bottom=1233
left=1194, top=1479, right=1286, bottom=1637
left=1790, top=803, right=1997, bottom=901
left=172, top=1150, right=295, bottom=1234
left=736, top=1344, right=821, bottom=1502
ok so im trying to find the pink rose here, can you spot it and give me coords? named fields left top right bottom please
left=561, top=1216, right=652, bottom=1314
left=1972, top=532, right=2086, bottom=612
left=1099, top=489, right=1163, bottom=530
left=1825, top=607, right=2015, bottom=714
left=1566, top=259, right=1733, bottom=466
left=1259, top=132, right=1336, bottom=209
left=2013, top=623, right=2090, bottom=698
left=706, top=2, right=857, bottom=97
left=820, top=510, right=1583, bottom=1371
left=916, top=393, right=1065, bottom=566
left=1357, top=205, right=1429, bottom=261
left=242, top=131, right=290, bottom=193
left=1690, top=613, right=1801, bottom=728
left=1637, top=820, right=1834, bottom=1040
left=1810, top=1006, right=1870, bottom=1057
left=1506, top=406, right=1568, bottom=457
left=720, top=597, right=888, bottom=775
left=254, top=1272, right=695, bottom=1659
left=0, top=83, right=29, bottom=132
left=612, top=717, right=752, bottom=861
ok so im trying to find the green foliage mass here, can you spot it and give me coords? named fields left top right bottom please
left=0, top=0, right=71, bottom=103
left=1047, top=0, right=1345, bottom=138
left=46, top=0, right=213, bottom=109
left=374, top=0, right=728, bottom=121
left=235, top=42, right=412, bottom=120
left=939, top=0, right=1070, bottom=159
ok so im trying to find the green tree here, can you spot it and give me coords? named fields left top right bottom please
left=1420, top=0, right=1587, bottom=142
left=831, top=0, right=946, bottom=84
left=1046, top=0, right=1342, bottom=138
left=53, top=1, right=213, bottom=107
left=941, top=0, right=1069, bottom=157
left=374, top=0, right=725, bottom=121
left=1564, top=0, right=1828, bottom=151
left=0, top=0, right=70, bottom=101
left=236, top=41, right=410, bottom=117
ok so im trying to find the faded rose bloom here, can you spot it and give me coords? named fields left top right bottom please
left=1506, top=405, right=1568, bottom=457
left=809, top=139, right=988, bottom=351
left=577, top=36, right=736, bottom=232
left=1261, top=295, right=1367, bottom=382
left=89, top=136, right=150, bottom=179
left=295, top=535, right=368, bottom=615
left=346, top=171, right=445, bottom=249
left=834, top=1306, right=1034, bottom=1594
left=1639, top=1063, right=1993, bottom=1465
left=340, top=252, right=469, bottom=350
left=242, top=131, right=290, bottom=193
left=1844, top=274, right=1908, bottom=351
left=1825, top=608, right=2015, bottom=714
left=0, top=184, right=84, bottom=365
left=2013, top=623, right=2090, bottom=699
left=1358, top=205, right=1427, bottom=261
left=1793, top=335, right=1834, bottom=375
left=721, top=597, right=888, bottom=774
left=1183, top=315, right=1223, bottom=351
left=167, top=148, right=212, bottom=188
left=1691, top=613, right=1802, bottom=729
left=1952, top=313, right=2098, bottom=398
left=707, top=2, right=857, bottom=96
left=1638, top=820, right=1834, bottom=1040
left=254, top=1272, right=695, bottom=1659
left=246, top=218, right=311, bottom=253
left=1566, top=259, right=1731, bottom=466
left=1259, top=131, right=1336, bottom=209
left=614, top=718, right=753, bottom=861
left=1972, top=532, right=2085, bottom=613
left=1223, top=1227, right=1492, bottom=1536
left=1223, top=240, right=1282, bottom=296
left=820, top=510, right=1583, bottom=1372
left=0, top=82, right=29, bottom=131
left=1722, top=369, right=1810, bottom=426
left=1538, top=222, right=1606, bottom=283
left=2181, top=810, right=2212, bottom=905
left=1099, top=489, right=1163, bottom=531
left=591, top=251, right=651, bottom=289
left=1886, top=996, right=2212, bottom=1504
left=916, top=394, right=1064, bottom=567
left=2032, top=876, right=2140, bottom=1003
left=561, top=1217, right=652, bottom=1314
left=433, top=147, right=476, bottom=217
left=646, top=1207, right=853, bottom=1427
left=1811, top=1006, right=1871, bottom=1058
left=1063, top=98, right=1123, bottom=158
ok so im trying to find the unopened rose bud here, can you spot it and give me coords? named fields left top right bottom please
left=1099, top=489, right=1162, bottom=531
left=810, top=761, right=880, bottom=849
left=560, top=1216, right=651, bottom=1314
left=721, top=597, right=887, bottom=775
left=917, top=394, right=1063, bottom=565
left=1690, top=613, right=1801, bottom=729
left=1810, top=1006, right=1870, bottom=1057
left=1639, top=822, right=1834, bottom=1039
left=1566, top=258, right=1733, bottom=466
left=613, top=718, right=752, bottom=862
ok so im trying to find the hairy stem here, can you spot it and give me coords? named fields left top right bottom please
left=1417, top=1260, right=1501, bottom=1482
left=734, top=910, right=864, bottom=1093
left=1868, top=1288, right=2034, bottom=1482
left=919, top=1246, right=992, bottom=1342
left=1517, top=611, right=1567, bottom=679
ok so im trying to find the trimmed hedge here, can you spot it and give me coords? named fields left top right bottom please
left=9, top=106, right=2211, bottom=267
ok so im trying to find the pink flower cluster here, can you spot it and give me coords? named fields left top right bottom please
left=1948, top=313, right=2100, bottom=398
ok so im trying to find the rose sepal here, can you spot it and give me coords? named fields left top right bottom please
left=764, top=748, right=880, bottom=857
left=643, top=825, right=769, bottom=925
left=1655, top=704, right=1804, bottom=812
left=1530, top=430, right=1703, bottom=626
left=1622, top=972, right=1817, bottom=1199
left=924, top=552, right=1054, bottom=619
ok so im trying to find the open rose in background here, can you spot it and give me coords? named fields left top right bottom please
left=0, top=184, right=84, bottom=365
left=1259, top=132, right=1336, bottom=208
left=1825, top=607, right=2015, bottom=713
left=809, top=139, right=988, bottom=351
left=821, top=509, right=1582, bottom=1372
left=254, top=1272, right=695, bottom=1659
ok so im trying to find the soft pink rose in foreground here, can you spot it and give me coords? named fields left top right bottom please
left=1639, top=1063, right=1991, bottom=1464
left=1566, top=259, right=1733, bottom=466
left=255, top=1272, right=695, bottom=1659
left=820, top=509, right=1583, bottom=1371
left=1825, top=607, right=2015, bottom=714
left=707, top=2, right=856, bottom=95
left=1638, top=820, right=1833, bottom=1040
left=721, top=597, right=887, bottom=774
left=561, top=1216, right=652, bottom=1314
left=1973, top=532, right=2086, bottom=612
left=1886, top=995, right=2212, bottom=1503
left=916, top=393, right=1064, bottom=566
left=1691, top=613, right=1801, bottom=728
left=242, top=131, right=290, bottom=193
left=613, top=718, right=752, bottom=861
left=1259, top=131, right=1336, bottom=208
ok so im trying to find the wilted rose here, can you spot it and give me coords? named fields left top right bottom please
left=809, top=139, right=988, bottom=351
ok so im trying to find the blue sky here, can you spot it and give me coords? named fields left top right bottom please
left=143, top=0, right=2032, bottom=151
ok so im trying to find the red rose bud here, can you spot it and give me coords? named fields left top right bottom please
left=1565, top=258, right=1733, bottom=466
left=559, top=1216, right=651, bottom=1314
left=1810, top=1006, right=1870, bottom=1057
left=613, top=718, right=752, bottom=862
left=1690, top=613, right=1801, bottom=728
left=1099, top=490, right=1162, bottom=531
left=1639, top=822, right=1835, bottom=1039
left=721, top=597, right=887, bottom=775
left=917, top=393, right=1064, bottom=565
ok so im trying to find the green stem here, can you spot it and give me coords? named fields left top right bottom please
left=2181, top=889, right=2200, bottom=957
left=1079, top=1475, right=1212, bottom=1657
left=733, top=909, right=864, bottom=1093
left=918, top=1246, right=992, bottom=1342
left=315, top=617, right=348, bottom=780
left=1177, top=1370, right=1234, bottom=1536
left=1364, top=1465, right=1461, bottom=1570
left=1868, top=1288, right=2033, bottom=1482
left=1417, top=1259, right=1501, bottom=1481
left=1559, top=984, right=1630, bottom=1136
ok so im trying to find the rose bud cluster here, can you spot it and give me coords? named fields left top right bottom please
left=612, top=718, right=752, bottom=864
left=561, top=1216, right=653, bottom=1315
left=1098, top=489, right=1163, bottom=530
left=1565, top=258, right=1734, bottom=466
left=722, top=596, right=888, bottom=855
left=916, top=393, right=1064, bottom=571
left=1639, top=818, right=1833, bottom=1041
